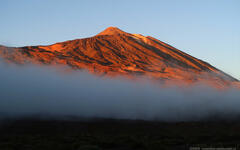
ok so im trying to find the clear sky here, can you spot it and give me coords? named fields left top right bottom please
left=1, top=0, right=239, bottom=79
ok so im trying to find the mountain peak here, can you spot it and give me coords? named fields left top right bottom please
left=0, top=27, right=239, bottom=89
left=97, top=27, right=128, bottom=36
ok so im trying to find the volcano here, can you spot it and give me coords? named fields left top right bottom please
left=0, top=27, right=239, bottom=88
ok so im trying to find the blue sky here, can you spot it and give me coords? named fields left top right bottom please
left=0, top=0, right=239, bottom=79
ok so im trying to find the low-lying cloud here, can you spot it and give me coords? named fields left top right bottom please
left=0, top=61, right=240, bottom=122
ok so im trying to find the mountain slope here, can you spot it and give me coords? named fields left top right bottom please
left=0, top=27, right=239, bottom=88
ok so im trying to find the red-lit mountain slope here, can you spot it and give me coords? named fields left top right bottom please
left=0, top=27, right=239, bottom=88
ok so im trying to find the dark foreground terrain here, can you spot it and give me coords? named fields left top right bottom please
left=0, top=118, right=240, bottom=150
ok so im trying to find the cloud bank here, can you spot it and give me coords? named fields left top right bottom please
left=0, top=61, right=240, bottom=122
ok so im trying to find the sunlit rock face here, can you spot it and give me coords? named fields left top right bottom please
left=0, top=27, right=238, bottom=88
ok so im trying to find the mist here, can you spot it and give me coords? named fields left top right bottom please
left=0, top=61, right=240, bottom=122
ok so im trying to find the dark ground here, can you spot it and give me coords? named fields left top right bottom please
left=0, top=118, right=240, bottom=150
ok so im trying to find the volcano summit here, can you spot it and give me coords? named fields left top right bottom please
left=0, top=27, right=239, bottom=88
